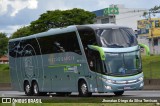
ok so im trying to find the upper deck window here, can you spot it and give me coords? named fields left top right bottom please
left=96, top=28, right=138, bottom=48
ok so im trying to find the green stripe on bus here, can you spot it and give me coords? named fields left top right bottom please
left=48, top=64, right=81, bottom=68
left=88, top=45, right=105, bottom=60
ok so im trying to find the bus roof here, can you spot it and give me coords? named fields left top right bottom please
left=77, top=24, right=130, bottom=29
left=9, top=24, right=131, bottom=42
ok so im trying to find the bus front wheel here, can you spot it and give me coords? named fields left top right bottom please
left=79, top=81, right=92, bottom=97
left=24, top=81, right=32, bottom=96
left=114, top=91, right=124, bottom=96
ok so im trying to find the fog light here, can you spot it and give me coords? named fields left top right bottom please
left=140, top=83, right=144, bottom=87
left=105, top=86, right=112, bottom=90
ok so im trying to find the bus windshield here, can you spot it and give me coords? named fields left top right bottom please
left=96, top=28, right=137, bottom=48
left=105, top=51, right=141, bottom=76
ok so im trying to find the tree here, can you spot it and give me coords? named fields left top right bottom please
left=143, top=5, right=160, bottom=17
left=30, top=8, right=96, bottom=34
left=11, top=26, right=32, bottom=39
left=0, top=33, right=9, bottom=56
left=11, top=8, right=96, bottom=38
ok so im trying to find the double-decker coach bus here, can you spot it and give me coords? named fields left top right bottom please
left=9, top=24, right=150, bottom=96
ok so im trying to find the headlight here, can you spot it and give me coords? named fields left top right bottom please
left=106, top=79, right=115, bottom=83
left=139, top=77, right=143, bottom=81
left=105, top=85, right=112, bottom=90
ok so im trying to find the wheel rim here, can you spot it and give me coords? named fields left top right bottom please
left=34, top=84, right=38, bottom=94
left=81, top=83, right=87, bottom=94
left=25, top=84, right=30, bottom=93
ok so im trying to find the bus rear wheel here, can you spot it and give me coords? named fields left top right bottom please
left=32, top=82, right=40, bottom=96
left=32, top=81, right=47, bottom=96
left=24, top=81, right=32, bottom=96
left=79, top=81, right=92, bottom=97
left=114, top=91, right=124, bottom=96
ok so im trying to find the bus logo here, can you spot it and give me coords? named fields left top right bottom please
left=2, top=98, right=11, bottom=103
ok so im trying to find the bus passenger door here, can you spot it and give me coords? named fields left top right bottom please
left=88, top=50, right=103, bottom=92
left=95, top=58, right=103, bottom=92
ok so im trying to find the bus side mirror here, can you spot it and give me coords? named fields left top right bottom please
left=138, top=43, right=150, bottom=56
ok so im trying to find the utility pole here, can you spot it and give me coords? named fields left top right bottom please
left=148, top=11, right=155, bottom=54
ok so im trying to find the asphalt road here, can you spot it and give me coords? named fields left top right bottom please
left=0, top=90, right=160, bottom=97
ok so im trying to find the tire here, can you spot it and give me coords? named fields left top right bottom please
left=24, top=81, right=32, bottom=96
left=79, top=81, right=92, bottom=97
left=114, top=91, right=124, bottom=96
left=32, top=81, right=40, bottom=96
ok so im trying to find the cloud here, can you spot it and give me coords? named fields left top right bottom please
left=28, top=0, right=38, bottom=9
left=0, top=0, right=159, bottom=36
left=96, top=0, right=159, bottom=10
left=0, top=25, right=24, bottom=37
left=0, top=0, right=9, bottom=15
left=0, top=0, right=38, bottom=17
left=37, top=0, right=101, bottom=13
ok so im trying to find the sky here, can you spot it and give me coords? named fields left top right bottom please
left=0, top=0, right=159, bottom=36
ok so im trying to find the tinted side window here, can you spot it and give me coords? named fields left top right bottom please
left=38, top=32, right=81, bottom=55
left=66, top=32, right=82, bottom=54
left=9, top=32, right=81, bottom=58
left=9, top=41, right=19, bottom=57
left=77, top=26, right=97, bottom=49
left=22, top=38, right=40, bottom=57
left=77, top=26, right=100, bottom=71
left=9, top=38, right=40, bottom=58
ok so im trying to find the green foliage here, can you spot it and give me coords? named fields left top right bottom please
left=142, top=55, right=160, bottom=79
left=0, top=64, right=9, bottom=72
left=11, top=8, right=95, bottom=38
left=149, top=5, right=160, bottom=12
left=0, top=64, right=10, bottom=83
left=30, top=8, right=96, bottom=34
left=0, top=33, right=8, bottom=56
left=143, top=12, right=148, bottom=18
left=143, top=5, right=160, bottom=17
left=11, top=26, right=32, bottom=39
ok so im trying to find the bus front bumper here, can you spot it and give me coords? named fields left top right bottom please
left=103, top=80, right=144, bottom=92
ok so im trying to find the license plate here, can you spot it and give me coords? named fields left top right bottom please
left=124, top=86, right=132, bottom=90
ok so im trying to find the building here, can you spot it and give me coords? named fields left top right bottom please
left=93, top=4, right=146, bottom=30
left=137, top=18, right=160, bottom=54
left=0, top=55, right=9, bottom=64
